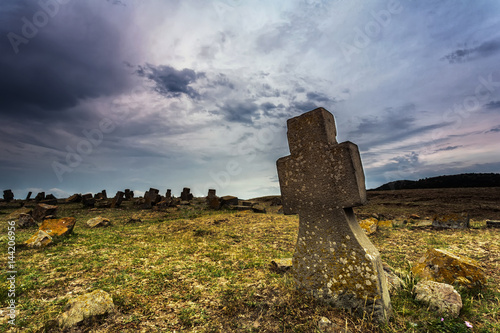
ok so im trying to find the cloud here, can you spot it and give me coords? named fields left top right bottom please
left=487, top=126, right=500, bottom=133
left=137, top=64, right=204, bottom=99
left=484, top=100, right=500, bottom=109
left=0, top=1, right=133, bottom=120
left=215, top=99, right=260, bottom=124
left=441, top=39, right=500, bottom=63
left=435, top=145, right=462, bottom=152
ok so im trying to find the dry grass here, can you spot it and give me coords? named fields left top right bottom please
left=0, top=195, right=498, bottom=332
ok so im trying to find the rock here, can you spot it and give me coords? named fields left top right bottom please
left=58, top=289, right=114, bottom=329
left=220, top=195, right=238, bottom=207
left=378, top=220, right=393, bottom=228
left=25, top=191, right=32, bottom=201
left=432, top=213, right=469, bottom=229
left=412, top=248, right=486, bottom=288
left=25, top=230, right=53, bottom=247
left=3, top=189, right=14, bottom=202
left=413, top=280, right=462, bottom=318
left=318, top=316, right=351, bottom=333
left=66, top=194, right=82, bottom=203
left=409, top=214, right=420, bottom=220
left=86, top=216, right=111, bottom=228
left=82, top=193, right=95, bottom=207
left=486, top=220, right=500, bottom=228
left=180, top=187, right=193, bottom=201
left=432, top=213, right=468, bottom=228
left=125, top=217, right=142, bottom=224
left=359, top=217, right=378, bottom=235
left=34, top=192, right=45, bottom=202
left=5, top=207, right=32, bottom=221
left=382, top=263, right=403, bottom=294
left=270, top=197, right=282, bottom=206
left=270, top=258, right=292, bottom=273
left=95, top=199, right=111, bottom=208
left=110, top=191, right=124, bottom=208
left=40, top=217, right=77, bottom=238
left=18, top=213, right=37, bottom=228
left=252, top=204, right=266, bottom=213
left=32, top=203, right=58, bottom=222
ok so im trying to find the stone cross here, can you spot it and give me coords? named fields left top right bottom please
left=276, top=107, right=391, bottom=322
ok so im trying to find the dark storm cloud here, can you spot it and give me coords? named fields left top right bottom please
left=487, top=126, right=500, bottom=133
left=0, top=1, right=132, bottom=119
left=441, top=39, right=500, bottom=64
left=484, top=100, right=500, bottom=109
left=214, top=99, right=260, bottom=124
left=435, top=145, right=462, bottom=152
left=137, top=64, right=204, bottom=99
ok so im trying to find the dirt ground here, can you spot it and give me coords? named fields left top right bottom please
left=355, top=187, right=500, bottom=221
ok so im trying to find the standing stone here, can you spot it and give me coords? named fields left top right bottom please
left=35, top=192, right=45, bottom=202
left=124, top=189, right=134, bottom=200
left=181, top=187, right=193, bottom=201
left=111, top=191, right=124, bottom=208
left=81, top=193, right=95, bottom=207
left=143, top=188, right=160, bottom=208
left=276, top=108, right=391, bottom=322
left=206, top=189, right=220, bottom=209
left=3, top=189, right=14, bottom=202
left=166, top=189, right=172, bottom=199
left=25, top=192, right=32, bottom=201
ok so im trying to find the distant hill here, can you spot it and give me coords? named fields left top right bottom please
left=371, top=173, right=500, bottom=191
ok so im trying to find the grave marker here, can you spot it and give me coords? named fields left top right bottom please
left=276, top=107, right=391, bottom=321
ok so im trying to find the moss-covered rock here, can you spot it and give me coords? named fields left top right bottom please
left=412, top=248, right=486, bottom=288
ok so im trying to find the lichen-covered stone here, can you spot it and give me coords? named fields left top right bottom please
left=39, top=217, right=76, bottom=237
left=432, top=213, right=469, bottom=229
left=377, top=220, right=393, bottom=228
left=86, top=216, right=110, bottom=228
left=25, top=230, right=53, bottom=247
left=414, top=280, right=462, bottom=318
left=58, top=289, right=114, bottom=329
left=359, top=218, right=378, bottom=235
left=412, top=248, right=486, bottom=288
left=276, top=108, right=391, bottom=322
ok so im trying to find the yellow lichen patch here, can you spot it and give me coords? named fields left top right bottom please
left=412, top=248, right=486, bottom=288
left=377, top=220, right=393, bottom=228
left=39, top=217, right=76, bottom=237
left=25, top=230, right=53, bottom=247
left=359, top=218, right=378, bottom=235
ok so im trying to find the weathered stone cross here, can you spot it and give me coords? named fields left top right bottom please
left=276, top=107, right=391, bottom=321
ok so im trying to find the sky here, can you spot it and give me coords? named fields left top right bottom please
left=1, top=0, right=499, bottom=200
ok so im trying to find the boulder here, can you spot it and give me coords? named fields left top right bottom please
left=18, top=213, right=37, bottom=228
left=270, top=197, right=282, bottom=206
left=82, top=193, right=95, bottom=207
left=486, top=220, right=500, bottom=228
left=110, top=191, right=124, bottom=208
left=5, top=207, right=32, bottom=221
left=58, top=290, right=114, bottom=329
left=86, top=217, right=111, bottom=228
left=95, top=199, right=111, bottom=208
left=413, top=280, right=462, bottom=318
left=220, top=195, right=238, bottom=207
left=40, top=217, right=77, bottom=238
left=270, top=258, right=292, bottom=273
left=25, top=230, right=53, bottom=248
left=251, top=204, right=267, bottom=213
left=66, top=194, right=82, bottom=203
left=34, top=192, right=45, bottom=202
left=32, top=203, right=58, bottom=222
left=358, top=217, right=378, bottom=235
left=382, top=263, right=403, bottom=294
left=180, top=187, right=193, bottom=201
left=432, top=213, right=469, bottom=229
left=412, top=248, right=486, bottom=288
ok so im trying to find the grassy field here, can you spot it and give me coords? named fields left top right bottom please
left=0, top=189, right=499, bottom=332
